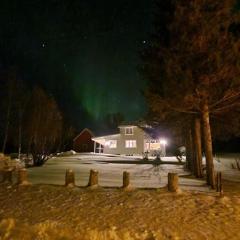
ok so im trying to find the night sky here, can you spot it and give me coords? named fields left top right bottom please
left=0, top=0, right=154, bottom=131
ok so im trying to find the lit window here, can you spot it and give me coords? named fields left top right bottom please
left=105, top=140, right=117, bottom=148
left=125, top=140, right=136, bottom=148
left=125, top=127, right=133, bottom=135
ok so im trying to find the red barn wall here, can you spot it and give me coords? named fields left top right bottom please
left=73, top=130, right=94, bottom=152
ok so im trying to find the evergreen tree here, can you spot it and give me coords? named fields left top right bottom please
left=142, top=0, right=240, bottom=187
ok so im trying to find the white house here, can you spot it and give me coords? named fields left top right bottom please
left=92, top=124, right=167, bottom=156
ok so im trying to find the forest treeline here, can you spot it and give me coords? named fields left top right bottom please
left=0, top=68, right=76, bottom=166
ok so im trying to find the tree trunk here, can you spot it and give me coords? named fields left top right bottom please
left=202, top=101, right=215, bottom=188
left=194, top=117, right=203, bottom=178
left=191, top=124, right=197, bottom=174
left=185, top=128, right=194, bottom=172
left=2, top=76, right=15, bottom=154
left=2, top=94, right=12, bottom=153
left=18, top=111, right=23, bottom=160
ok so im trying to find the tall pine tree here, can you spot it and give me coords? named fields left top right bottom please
left=142, top=0, right=240, bottom=187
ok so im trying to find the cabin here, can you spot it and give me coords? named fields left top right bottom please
left=92, top=124, right=167, bottom=156
left=73, top=128, right=95, bottom=152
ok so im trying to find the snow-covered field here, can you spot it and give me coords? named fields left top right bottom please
left=1, top=153, right=240, bottom=240
left=26, top=152, right=240, bottom=191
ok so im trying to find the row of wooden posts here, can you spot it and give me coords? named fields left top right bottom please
left=1, top=168, right=179, bottom=192
left=1, top=168, right=30, bottom=186
left=64, top=169, right=180, bottom=192
left=1, top=168, right=223, bottom=194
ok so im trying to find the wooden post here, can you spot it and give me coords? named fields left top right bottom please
left=216, top=171, right=223, bottom=196
left=122, top=171, right=130, bottom=188
left=168, top=173, right=178, bottom=192
left=18, top=168, right=30, bottom=186
left=65, top=169, right=75, bottom=187
left=88, top=169, right=98, bottom=187
left=2, top=168, right=13, bottom=183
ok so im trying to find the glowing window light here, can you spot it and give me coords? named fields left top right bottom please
left=105, top=140, right=117, bottom=148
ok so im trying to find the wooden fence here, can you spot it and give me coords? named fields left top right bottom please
left=0, top=167, right=223, bottom=195
left=1, top=168, right=180, bottom=192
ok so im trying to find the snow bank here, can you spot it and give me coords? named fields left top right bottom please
left=57, top=150, right=76, bottom=157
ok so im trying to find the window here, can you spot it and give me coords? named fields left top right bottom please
left=125, top=140, right=136, bottom=148
left=105, top=140, right=117, bottom=148
left=125, top=127, right=133, bottom=135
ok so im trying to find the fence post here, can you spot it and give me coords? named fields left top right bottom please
left=88, top=169, right=98, bottom=187
left=122, top=171, right=130, bottom=188
left=18, top=168, right=31, bottom=186
left=216, top=171, right=223, bottom=196
left=65, top=169, right=75, bottom=187
left=168, top=173, right=178, bottom=192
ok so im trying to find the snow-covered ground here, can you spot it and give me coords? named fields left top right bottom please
left=24, top=152, right=240, bottom=191
left=2, top=153, right=240, bottom=239
left=213, top=153, right=240, bottom=182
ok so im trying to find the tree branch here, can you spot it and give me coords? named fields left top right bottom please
left=212, top=102, right=240, bottom=113
left=210, top=91, right=240, bottom=110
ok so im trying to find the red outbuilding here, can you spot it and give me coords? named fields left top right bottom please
left=73, top=128, right=95, bottom=152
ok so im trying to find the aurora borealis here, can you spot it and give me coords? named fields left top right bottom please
left=71, top=0, right=152, bottom=124
left=0, top=0, right=153, bottom=131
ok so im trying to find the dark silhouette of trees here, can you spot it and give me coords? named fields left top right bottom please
left=0, top=68, right=72, bottom=166
left=24, top=87, right=62, bottom=166
left=12, top=79, right=30, bottom=159
left=142, top=0, right=240, bottom=187
left=1, top=69, right=15, bottom=153
left=60, top=124, right=76, bottom=151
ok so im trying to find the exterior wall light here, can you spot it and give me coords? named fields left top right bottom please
left=160, top=139, right=167, bottom=145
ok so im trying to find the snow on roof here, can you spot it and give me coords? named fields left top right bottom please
left=92, top=134, right=121, bottom=145
left=92, top=134, right=120, bottom=141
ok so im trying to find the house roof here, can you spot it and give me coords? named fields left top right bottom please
left=118, top=123, right=161, bottom=139
left=92, top=122, right=161, bottom=140
left=73, top=128, right=94, bottom=141
left=92, top=134, right=120, bottom=145
left=92, top=133, right=120, bottom=141
left=118, top=120, right=152, bottom=129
